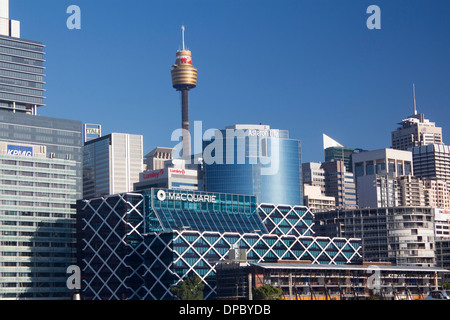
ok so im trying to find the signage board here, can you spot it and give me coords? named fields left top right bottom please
left=7, top=145, right=33, bottom=157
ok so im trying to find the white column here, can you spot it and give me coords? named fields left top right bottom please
left=0, top=0, right=9, bottom=19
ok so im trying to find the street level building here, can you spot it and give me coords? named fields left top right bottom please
left=216, top=261, right=447, bottom=300
left=435, top=239, right=450, bottom=282
left=314, top=206, right=436, bottom=267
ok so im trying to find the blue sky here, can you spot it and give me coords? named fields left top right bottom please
left=11, top=0, right=450, bottom=163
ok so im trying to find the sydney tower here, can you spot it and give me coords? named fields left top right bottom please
left=171, top=26, right=198, bottom=158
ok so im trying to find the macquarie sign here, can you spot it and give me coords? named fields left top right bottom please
left=156, top=189, right=217, bottom=204
left=7, top=145, right=33, bottom=157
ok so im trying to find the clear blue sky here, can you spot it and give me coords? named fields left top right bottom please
left=11, top=0, right=450, bottom=163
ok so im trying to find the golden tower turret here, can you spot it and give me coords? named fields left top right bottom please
left=171, top=26, right=198, bottom=157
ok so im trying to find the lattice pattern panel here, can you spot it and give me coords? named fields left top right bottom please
left=140, top=230, right=362, bottom=300
left=79, top=194, right=147, bottom=300
left=258, top=203, right=315, bottom=237
left=79, top=194, right=362, bottom=300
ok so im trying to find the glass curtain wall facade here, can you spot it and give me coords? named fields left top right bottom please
left=0, top=110, right=83, bottom=196
left=0, top=35, right=45, bottom=114
left=145, top=188, right=267, bottom=234
left=203, top=125, right=303, bottom=206
left=0, top=114, right=82, bottom=300
left=0, top=111, right=82, bottom=299
left=0, top=1, right=83, bottom=299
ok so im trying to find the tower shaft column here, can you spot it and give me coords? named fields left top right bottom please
left=181, top=89, right=190, bottom=157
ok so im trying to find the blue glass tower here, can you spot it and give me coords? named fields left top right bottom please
left=203, top=124, right=303, bottom=206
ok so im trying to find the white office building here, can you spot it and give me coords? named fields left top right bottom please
left=353, top=148, right=414, bottom=208
left=83, top=133, right=143, bottom=198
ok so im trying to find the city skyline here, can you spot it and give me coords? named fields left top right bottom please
left=11, top=0, right=450, bottom=163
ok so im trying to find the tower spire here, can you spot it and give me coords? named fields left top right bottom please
left=413, top=83, right=417, bottom=115
left=181, top=25, right=185, bottom=51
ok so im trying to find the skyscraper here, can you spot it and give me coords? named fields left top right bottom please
left=323, top=134, right=363, bottom=173
left=391, top=86, right=443, bottom=150
left=411, top=144, right=450, bottom=187
left=0, top=1, right=82, bottom=299
left=0, top=3, right=44, bottom=115
left=302, top=160, right=356, bottom=210
left=203, top=124, right=303, bottom=206
left=83, top=133, right=143, bottom=199
left=352, top=148, right=414, bottom=208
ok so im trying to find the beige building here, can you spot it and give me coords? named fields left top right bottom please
left=303, top=160, right=356, bottom=210
left=392, top=113, right=443, bottom=151
left=424, top=178, right=450, bottom=209
left=303, top=185, right=335, bottom=212
left=144, top=147, right=175, bottom=171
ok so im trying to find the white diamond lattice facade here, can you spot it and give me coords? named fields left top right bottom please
left=77, top=190, right=362, bottom=300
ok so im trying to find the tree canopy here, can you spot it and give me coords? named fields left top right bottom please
left=171, top=274, right=205, bottom=300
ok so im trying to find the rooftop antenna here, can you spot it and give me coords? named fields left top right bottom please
left=413, top=83, right=417, bottom=115
left=181, top=25, right=186, bottom=51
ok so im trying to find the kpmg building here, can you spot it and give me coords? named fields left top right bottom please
left=202, top=124, right=303, bottom=206
left=78, top=188, right=362, bottom=300
left=0, top=1, right=82, bottom=299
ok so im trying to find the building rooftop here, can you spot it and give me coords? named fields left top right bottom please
left=250, top=262, right=449, bottom=273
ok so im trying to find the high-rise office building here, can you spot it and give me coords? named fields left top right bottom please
left=392, top=113, right=443, bottom=151
left=353, top=148, right=414, bottom=208
left=411, top=144, right=450, bottom=186
left=303, top=161, right=357, bottom=210
left=321, top=160, right=357, bottom=209
left=423, top=178, right=450, bottom=209
left=302, top=162, right=325, bottom=193
left=203, top=124, right=303, bottom=206
left=323, top=134, right=363, bottom=173
left=0, top=1, right=43, bottom=115
left=144, top=147, right=174, bottom=171
left=391, top=87, right=443, bottom=150
left=83, top=133, right=143, bottom=198
left=0, top=1, right=83, bottom=299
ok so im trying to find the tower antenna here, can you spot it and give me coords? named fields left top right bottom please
left=413, top=83, right=417, bottom=115
left=181, top=25, right=185, bottom=51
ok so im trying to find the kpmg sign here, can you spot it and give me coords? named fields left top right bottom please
left=156, top=190, right=217, bottom=204
left=7, top=145, right=33, bottom=157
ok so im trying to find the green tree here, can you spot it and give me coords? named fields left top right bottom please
left=171, top=274, right=205, bottom=300
left=253, top=285, right=283, bottom=300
